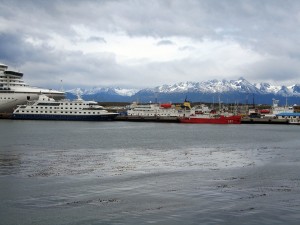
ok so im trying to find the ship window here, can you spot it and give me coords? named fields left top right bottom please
left=45, top=111, right=47, bottom=113
left=70, top=108, right=72, bottom=109
left=21, top=111, right=24, bottom=112
left=84, top=112, right=86, bottom=114
left=50, top=107, right=52, bottom=109
left=41, top=111, right=43, bottom=113
left=16, top=110, right=19, bottom=112
left=75, top=103, right=77, bottom=105
left=40, top=107, right=43, bottom=109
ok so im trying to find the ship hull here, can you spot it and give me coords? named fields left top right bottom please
left=13, top=113, right=118, bottom=121
left=180, top=115, right=241, bottom=124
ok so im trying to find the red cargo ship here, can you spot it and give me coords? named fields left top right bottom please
left=180, top=114, right=241, bottom=124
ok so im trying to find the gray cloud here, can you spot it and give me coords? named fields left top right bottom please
left=1, top=0, right=300, bottom=88
left=156, top=40, right=175, bottom=46
left=86, top=36, right=106, bottom=43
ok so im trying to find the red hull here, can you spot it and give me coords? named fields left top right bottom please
left=180, top=115, right=241, bottom=124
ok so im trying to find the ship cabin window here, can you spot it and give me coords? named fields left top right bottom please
left=84, top=112, right=86, bottom=114
left=16, top=110, right=19, bottom=112
left=36, top=107, right=38, bottom=109
left=40, top=107, right=43, bottom=109
left=50, top=107, right=52, bottom=109
left=75, top=103, right=77, bottom=105
left=70, top=107, right=72, bottom=109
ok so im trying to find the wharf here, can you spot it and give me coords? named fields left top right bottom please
left=241, top=117, right=289, bottom=124
left=116, top=115, right=180, bottom=123
left=0, top=113, right=13, bottom=119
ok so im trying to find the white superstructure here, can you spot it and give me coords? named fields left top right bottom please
left=0, top=64, right=65, bottom=113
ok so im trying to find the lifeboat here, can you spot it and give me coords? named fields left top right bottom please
left=260, top=109, right=270, bottom=114
left=160, top=103, right=172, bottom=108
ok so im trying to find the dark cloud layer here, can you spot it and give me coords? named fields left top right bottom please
left=0, top=0, right=300, bottom=88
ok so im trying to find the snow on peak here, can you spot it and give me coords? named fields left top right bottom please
left=114, top=88, right=138, bottom=96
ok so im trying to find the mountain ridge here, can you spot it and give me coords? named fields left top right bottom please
left=66, top=78, right=300, bottom=105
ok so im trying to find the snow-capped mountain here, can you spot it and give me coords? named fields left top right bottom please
left=66, top=78, right=300, bottom=104
left=150, top=77, right=259, bottom=94
left=67, top=87, right=138, bottom=96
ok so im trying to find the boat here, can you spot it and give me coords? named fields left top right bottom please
left=0, top=64, right=65, bottom=113
left=13, top=94, right=119, bottom=121
left=276, top=112, right=300, bottom=124
left=180, top=104, right=241, bottom=124
left=180, top=114, right=241, bottom=124
left=126, top=100, right=193, bottom=119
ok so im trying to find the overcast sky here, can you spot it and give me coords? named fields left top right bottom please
left=1, top=0, right=300, bottom=89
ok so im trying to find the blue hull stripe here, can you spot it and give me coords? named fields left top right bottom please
left=13, top=114, right=118, bottom=121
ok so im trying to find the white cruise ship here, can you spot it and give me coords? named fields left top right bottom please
left=0, top=64, right=65, bottom=113
left=13, top=94, right=119, bottom=121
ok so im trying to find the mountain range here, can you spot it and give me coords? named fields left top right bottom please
left=66, top=77, right=300, bottom=105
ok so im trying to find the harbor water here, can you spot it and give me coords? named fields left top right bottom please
left=0, top=120, right=300, bottom=225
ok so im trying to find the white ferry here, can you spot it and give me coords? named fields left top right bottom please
left=0, top=64, right=65, bottom=113
left=126, top=101, right=193, bottom=118
left=13, top=95, right=118, bottom=121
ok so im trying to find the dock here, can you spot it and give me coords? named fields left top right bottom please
left=241, top=117, right=289, bottom=124
left=0, top=113, right=295, bottom=125
left=116, top=115, right=179, bottom=123
left=0, top=113, right=13, bottom=119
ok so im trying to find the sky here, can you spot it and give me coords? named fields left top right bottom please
left=1, top=0, right=300, bottom=90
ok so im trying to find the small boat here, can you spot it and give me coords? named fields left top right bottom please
left=276, top=112, right=300, bottom=124
left=13, top=94, right=118, bottom=121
